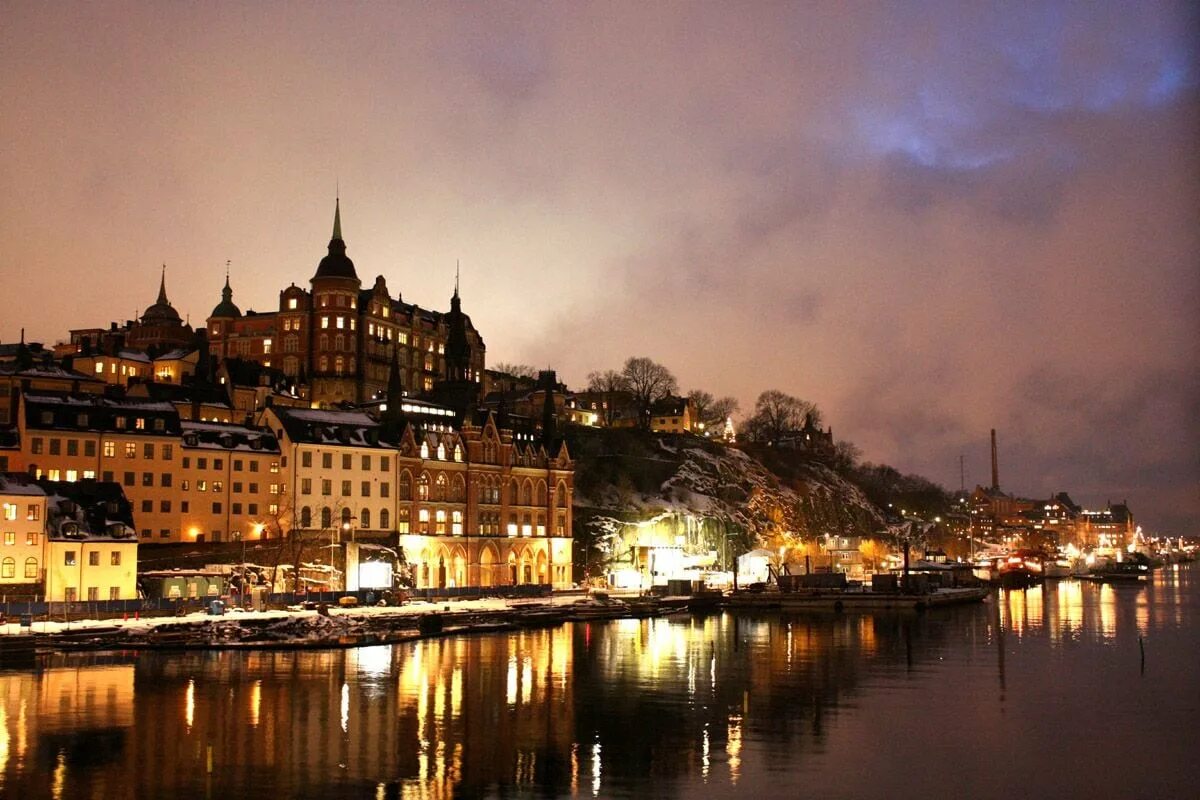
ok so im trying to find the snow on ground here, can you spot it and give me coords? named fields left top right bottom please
left=0, top=593, right=600, bottom=636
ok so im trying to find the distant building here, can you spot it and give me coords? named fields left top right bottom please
left=66, top=268, right=195, bottom=358
left=648, top=395, right=697, bottom=434
left=38, top=478, right=139, bottom=601
left=205, top=201, right=486, bottom=407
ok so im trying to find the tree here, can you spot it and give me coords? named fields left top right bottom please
left=742, top=390, right=819, bottom=445
left=586, top=369, right=631, bottom=426
left=829, top=440, right=862, bottom=473
left=621, top=357, right=677, bottom=429
left=688, top=390, right=739, bottom=429
left=492, top=362, right=538, bottom=380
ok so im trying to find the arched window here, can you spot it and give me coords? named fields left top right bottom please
left=557, top=482, right=569, bottom=507
left=335, top=356, right=344, bottom=375
left=319, top=334, right=329, bottom=351
left=335, top=334, right=344, bottom=351
left=536, top=481, right=547, bottom=506
left=321, top=506, right=332, bottom=529
left=434, top=473, right=447, bottom=501
left=341, top=507, right=352, bottom=526
left=360, top=508, right=371, bottom=528
left=420, top=442, right=430, bottom=459
left=451, top=475, right=465, bottom=502
left=300, top=506, right=312, bottom=528
left=399, top=471, right=412, bottom=500
left=319, top=356, right=328, bottom=371
left=25, top=557, right=39, bottom=578
left=521, top=481, right=533, bottom=506
left=380, top=508, right=390, bottom=530
left=436, top=443, right=445, bottom=460
left=1, top=557, right=14, bottom=578
left=510, top=478, right=520, bottom=504
left=417, top=473, right=430, bottom=500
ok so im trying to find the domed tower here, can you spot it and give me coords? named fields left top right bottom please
left=206, top=268, right=242, bottom=359
left=128, top=266, right=193, bottom=353
left=309, top=198, right=362, bottom=405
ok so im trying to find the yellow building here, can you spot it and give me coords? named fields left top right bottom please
left=41, top=479, right=138, bottom=601
left=0, top=475, right=46, bottom=593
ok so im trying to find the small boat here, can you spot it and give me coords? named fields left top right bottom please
left=1080, top=561, right=1150, bottom=583
left=995, top=552, right=1045, bottom=588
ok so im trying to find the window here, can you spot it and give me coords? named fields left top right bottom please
left=111, top=551, right=121, bottom=566
left=183, top=457, right=190, bottom=468
left=181, top=501, right=189, bottom=513
left=87, top=587, right=100, bottom=602
left=213, top=502, right=222, bottom=514
left=232, top=503, right=242, bottom=515
left=418, top=508, right=430, bottom=533
left=25, top=532, right=38, bottom=546
left=302, top=452, right=313, bottom=468
left=361, top=481, right=371, bottom=497
left=1, top=504, right=14, bottom=521
left=269, top=461, right=279, bottom=473
left=322, top=479, right=331, bottom=496
left=198, top=457, right=207, bottom=469
left=31, top=437, right=43, bottom=454
left=64, top=587, right=77, bottom=602
left=162, top=473, right=172, bottom=487
left=123, top=472, right=134, bottom=486
left=103, top=441, right=115, bottom=458
left=399, top=473, right=412, bottom=500
left=142, top=472, right=153, bottom=487
left=144, top=442, right=154, bottom=459
left=110, top=587, right=120, bottom=600
left=380, top=482, right=390, bottom=498
left=361, top=508, right=371, bottom=528
left=321, top=507, right=332, bottom=528
left=141, top=500, right=152, bottom=513
left=269, top=483, right=279, bottom=494
left=67, top=439, right=79, bottom=456
left=160, top=500, right=171, bottom=513
left=361, top=455, right=371, bottom=470
left=125, top=442, right=136, bottom=458
left=197, top=480, right=207, bottom=491
left=381, top=456, right=390, bottom=471
left=214, top=459, right=223, bottom=470
left=2, top=532, right=12, bottom=545
left=135, top=418, right=145, bottom=430
left=322, top=452, right=332, bottom=469
left=24, top=557, right=38, bottom=578
left=50, top=438, right=61, bottom=455
left=233, top=482, right=243, bottom=493
left=341, top=480, right=351, bottom=497
left=89, top=551, right=100, bottom=566
left=181, top=479, right=190, bottom=491
left=212, top=481, right=223, bottom=492
left=301, top=478, right=312, bottom=495
left=234, top=459, right=243, bottom=472
left=342, top=453, right=352, bottom=470
left=162, top=444, right=173, bottom=459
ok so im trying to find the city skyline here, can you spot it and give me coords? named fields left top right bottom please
left=2, top=3, right=1196, bottom=533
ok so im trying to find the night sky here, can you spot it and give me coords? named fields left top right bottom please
left=2, top=3, right=1197, bottom=534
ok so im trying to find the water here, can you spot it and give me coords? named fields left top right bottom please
left=2, top=565, right=1198, bottom=799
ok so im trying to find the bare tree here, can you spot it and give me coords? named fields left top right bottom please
left=492, top=362, right=538, bottom=380
left=742, top=390, right=820, bottom=444
left=688, top=389, right=740, bottom=428
left=621, top=357, right=677, bottom=429
left=586, top=369, right=631, bottom=426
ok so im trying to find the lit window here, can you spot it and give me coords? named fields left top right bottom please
left=263, top=339, right=272, bottom=354
left=336, top=316, right=345, bottom=329
left=321, top=316, right=329, bottom=329
left=289, top=298, right=298, bottom=310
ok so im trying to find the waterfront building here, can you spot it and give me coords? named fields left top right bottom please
left=262, top=404, right=575, bottom=590
left=39, top=478, right=139, bottom=601
left=0, top=474, right=46, bottom=597
left=206, top=200, right=486, bottom=407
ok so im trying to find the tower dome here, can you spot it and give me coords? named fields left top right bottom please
left=311, top=198, right=358, bottom=282
left=141, top=266, right=183, bottom=326
left=210, top=272, right=242, bottom=318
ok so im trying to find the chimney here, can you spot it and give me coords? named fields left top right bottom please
left=990, top=429, right=999, bottom=491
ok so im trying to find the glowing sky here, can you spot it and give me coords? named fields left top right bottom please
left=2, top=3, right=1197, bottom=533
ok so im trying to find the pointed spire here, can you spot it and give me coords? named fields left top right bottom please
left=157, top=265, right=169, bottom=305
left=454, top=259, right=460, bottom=298
left=332, top=197, right=343, bottom=241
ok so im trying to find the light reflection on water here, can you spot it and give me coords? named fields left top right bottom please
left=1, top=564, right=1197, bottom=799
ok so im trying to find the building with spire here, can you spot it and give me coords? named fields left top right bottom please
left=206, top=200, right=486, bottom=407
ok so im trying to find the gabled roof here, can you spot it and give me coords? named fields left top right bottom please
left=270, top=406, right=383, bottom=448
left=38, top=479, right=136, bottom=541
left=181, top=421, right=280, bottom=453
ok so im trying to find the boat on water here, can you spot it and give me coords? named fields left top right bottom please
left=728, top=585, right=990, bottom=612
left=1079, top=561, right=1151, bottom=583
left=994, top=551, right=1046, bottom=588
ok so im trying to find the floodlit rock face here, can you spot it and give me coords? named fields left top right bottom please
left=567, top=428, right=884, bottom=576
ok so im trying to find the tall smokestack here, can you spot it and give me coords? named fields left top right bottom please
left=990, top=429, right=999, bottom=491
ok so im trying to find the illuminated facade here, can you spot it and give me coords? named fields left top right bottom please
left=206, top=200, right=486, bottom=407
left=264, top=404, right=574, bottom=589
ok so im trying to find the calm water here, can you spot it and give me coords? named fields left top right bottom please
left=2, top=565, right=1198, bottom=800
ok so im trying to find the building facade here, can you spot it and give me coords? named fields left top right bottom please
left=207, top=201, right=486, bottom=407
